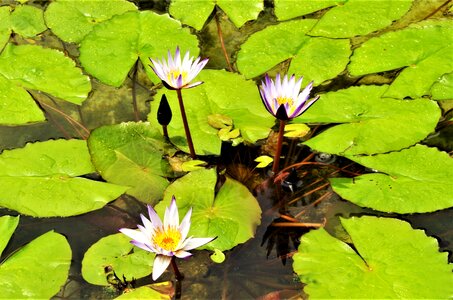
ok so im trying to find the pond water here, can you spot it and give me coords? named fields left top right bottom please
left=0, top=0, right=452, bottom=299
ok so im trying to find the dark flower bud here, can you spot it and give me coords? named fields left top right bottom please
left=157, top=94, right=172, bottom=126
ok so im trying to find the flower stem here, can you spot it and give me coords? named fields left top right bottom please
left=272, top=120, right=286, bottom=175
left=131, top=60, right=140, bottom=121
left=171, top=256, right=184, bottom=281
left=176, top=89, right=196, bottom=159
left=215, top=12, right=233, bottom=72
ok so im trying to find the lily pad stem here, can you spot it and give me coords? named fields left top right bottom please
left=176, top=89, right=197, bottom=159
left=215, top=12, right=234, bottom=72
left=272, top=120, right=286, bottom=175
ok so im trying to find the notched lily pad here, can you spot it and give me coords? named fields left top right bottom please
left=82, top=233, right=155, bottom=286
left=273, top=0, right=340, bottom=21
left=298, top=85, right=440, bottom=156
left=10, top=5, right=46, bottom=38
left=0, top=139, right=127, bottom=217
left=431, top=72, right=453, bottom=100
left=330, top=144, right=453, bottom=213
left=154, top=168, right=262, bottom=251
left=0, top=6, right=11, bottom=51
left=293, top=216, right=453, bottom=299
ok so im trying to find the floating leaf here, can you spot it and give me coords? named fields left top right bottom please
left=298, top=85, right=440, bottom=156
left=155, top=168, right=261, bottom=251
left=181, top=160, right=207, bottom=172
left=0, top=215, right=19, bottom=256
left=169, top=0, right=263, bottom=30
left=45, top=0, right=137, bottom=43
left=284, top=123, right=310, bottom=138
left=349, top=20, right=453, bottom=99
left=148, top=70, right=273, bottom=155
left=254, top=155, right=273, bottom=168
left=0, top=43, right=91, bottom=105
left=431, top=72, right=453, bottom=100
left=293, top=216, right=453, bottom=298
left=273, top=0, right=340, bottom=21
left=88, top=122, right=172, bottom=205
left=0, top=230, right=72, bottom=299
left=10, top=5, right=46, bottom=37
left=115, top=285, right=171, bottom=300
left=236, top=19, right=351, bottom=85
left=210, top=249, right=226, bottom=263
left=82, top=233, right=155, bottom=286
left=0, top=7, right=11, bottom=52
left=308, top=0, right=413, bottom=38
left=207, top=113, right=233, bottom=129
left=0, top=73, right=45, bottom=125
left=79, top=10, right=198, bottom=87
left=330, top=144, right=453, bottom=213
left=0, top=139, right=127, bottom=217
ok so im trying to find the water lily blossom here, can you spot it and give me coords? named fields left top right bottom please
left=259, top=73, right=319, bottom=121
left=150, top=47, right=209, bottom=90
left=119, top=196, right=215, bottom=281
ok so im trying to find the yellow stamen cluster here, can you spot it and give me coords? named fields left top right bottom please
left=167, top=70, right=188, bottom=83
left=153, top=226, right=182, bottom=252
left=276, top=96, right=294, bottom=106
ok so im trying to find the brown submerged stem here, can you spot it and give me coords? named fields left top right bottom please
left=176, top=89, right=196, bottom=159
left=215, top=13, right=234, bottom=72
left=272, top=120, right=286, bottom=175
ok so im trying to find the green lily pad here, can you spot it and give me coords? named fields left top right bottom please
left=154, top=168, right=261, bottom=251
left=330, top=144, right=453, bottom=213
left=236, top=19, right=351, bottom=85
left=115, top=285, right=170, bottom=299
left=293, top=216, right=453, bottom=298
left=88, top=122, right=172, bottom=205
left=45, top=0, right=137, bottom=43
left=148, top=70, right=273, bottom=155
left=0, top=6, right=11, bottom=52
left=349, top=20, right=453, bottom=99
left=82, top=233, right=155, bottom=286
left=309, top=0, right=413, bottom=38
left=0, top=73, right=45, bottom=125
left=273, top=0, right=341, bottom=21
left=169, top=0, right=263, bottom=30
left=0, top=229, right=72, bottom=299
left=0, top=215, right=19, bottom=256
left=0, top=139, right=127, bottom=217
left=10, top=5, right=46, bottom=38
left=79, top=10, right=199, bottom=87
left=431, top=72, right=453, bottom=100
left=0, top=43, right=91, bottom=105
left=298, top=85, right=440, bottom=156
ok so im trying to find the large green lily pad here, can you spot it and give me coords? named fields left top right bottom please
left=115, top=286, right=170, bottom=300
left=155, top=168, right=261, bottom=251
left=0, top=43, right=91, bottom=106
left=148, top=70, right=273, bottom=155
left=431, top=72, right=453, bottom=100
left=10, top=5, right=46, bottom=38
left=293, top=216, right=453, bottom=298
left=88, top=122, right=172, bottom=205
left=45, top=0, right=137, bottom=43
left=82, top=233, right=155, bottom=286
left=298, top=85, right=440, bottom=156
left=330, top=144, right=453, bottom=213
left=0, top=6, right=11, bottom=52
left=169, top=0, right=263, bottom=30
left=273, top=0, right=340, bottom=21
left=0, top=139, right=127, bottom=217
left=0, top=227, right=72, bottom=299
left=349, top=20, right=453, bottom=99
left=236, top=19, right=350, bottom=85
left=0, top=215, right=19, bottom=257
left=79, top=10, right=199, bottom=87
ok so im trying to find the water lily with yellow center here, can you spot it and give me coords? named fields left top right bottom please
left=259, top=73, right=319, bottom=121
left=119, top=196, right=215, bottom=281
left=149, top=47, right=208, bottom=90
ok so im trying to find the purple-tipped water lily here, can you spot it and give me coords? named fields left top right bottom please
left=120, top=196, right=215, bottom=281
left=259, top=73, right=319, bottom=121
left=150, top=47, right=209, bottom=90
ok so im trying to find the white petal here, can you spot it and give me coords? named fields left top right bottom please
left=174, top=250, right=192, bottom=258
left=152, top=255, right=172, bottom=281
left=179, top=207, right=192, bottom=241
left=130, top=240, right=153, bottom=253
left=182, top=237, right=216, bottom=251
left=147, top=205, right=163, bottom=228
left=164, top=196, right=179, bottom=228
left=119, top=228, right=148, bottom=243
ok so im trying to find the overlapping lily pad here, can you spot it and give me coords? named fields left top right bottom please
left=148, top=70, right=273, bottom=155
left=45, top=0, right=137, bottom=43
left=0, top=43, right=91, bottom=118
left=273, top=0, right=340, bottom=21
left=79, top=10, right=199, bottom=87
left=0, top=139, right=127, bottom=217
left=431, top=72, right=453, bottom=100
left=293, top=216, right=453, bottom=298
left=115, top=285, right=171, bottom=300
left=0, top=216, right=72, bottom=299
left=154, top=168, right=261, bottom=251
left=82, top=233, right=155, bottom=286
left=88, top=122, right=172, bottom=204
left=10, top=5, right=46, bottom=38
left=349, top=20, right=453, bottom=99
left=0, top=6, right=11, bottom=51
left=169, top=0, right=263, bottom=30
left=298, top=85, right=440, bottom=156
left=330, top=144, right=453, bottom=213
left=236, top=19, right=350, bottom=84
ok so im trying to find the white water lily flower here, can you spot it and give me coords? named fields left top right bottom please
left=120, top=196, right=215, bottom=281
left=150, top=47, right=209, bottom=90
